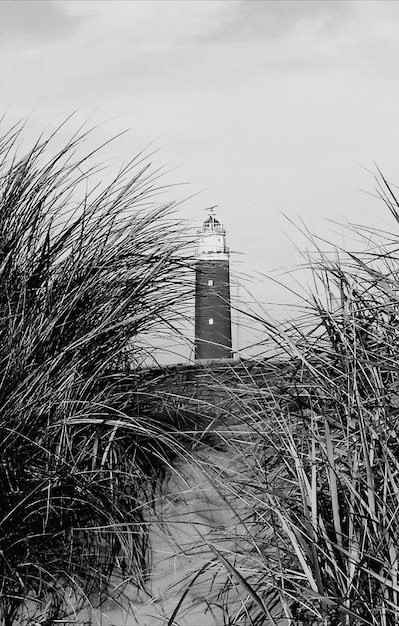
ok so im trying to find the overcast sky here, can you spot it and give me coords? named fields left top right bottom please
left=2, top=0, right=399, bottom=357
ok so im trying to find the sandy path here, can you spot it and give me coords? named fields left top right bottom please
left=77, top=445, right=252, bottom=626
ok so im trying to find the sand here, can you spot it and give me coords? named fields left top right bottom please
left=79, top=446, right=252, bottom=626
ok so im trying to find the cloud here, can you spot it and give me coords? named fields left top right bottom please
left=0, top=0, right=77, bottom=41
left=210, top=0, right=347, bottom=41
left=57, top=0, right=236, bottom=44
left=3, top=0, right=398, bottom=116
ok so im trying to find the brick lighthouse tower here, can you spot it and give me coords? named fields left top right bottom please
left=195, top=208, right=232, bottom=361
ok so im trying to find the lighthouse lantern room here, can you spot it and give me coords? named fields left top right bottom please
left=194, top=208, right=233, bottom=361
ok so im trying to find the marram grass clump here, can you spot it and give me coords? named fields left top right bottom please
left=200, top=177, right=399, bottom=625
left=0, top=120, right=203, bottom=624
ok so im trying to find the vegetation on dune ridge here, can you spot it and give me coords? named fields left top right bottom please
left=0, top=120, right=210, bottom=624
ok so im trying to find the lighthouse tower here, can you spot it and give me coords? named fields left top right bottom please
left=195, top=208, right=232, bottom=361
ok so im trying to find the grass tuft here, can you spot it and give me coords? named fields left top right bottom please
left=0, top=120, right=202, bottom=624
left=198, top=175, right=399, bottom=625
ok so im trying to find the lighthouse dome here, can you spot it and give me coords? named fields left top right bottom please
left=201, top=208, right=224, bottom=234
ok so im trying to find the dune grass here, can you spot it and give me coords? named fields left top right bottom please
left=199, top=176, right=399, bottom=625
left=0, top=120, right=210, bottom=625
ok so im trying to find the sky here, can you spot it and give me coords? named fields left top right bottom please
left=2, top=0, right=399, bottom=359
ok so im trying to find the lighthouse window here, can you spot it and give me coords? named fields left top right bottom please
left=207, top=279, right=214, bottom=287
left=208, top=318, right=214, bottom=325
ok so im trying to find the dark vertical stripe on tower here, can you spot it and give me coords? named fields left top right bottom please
left=195, top=259, right=232, bottom=360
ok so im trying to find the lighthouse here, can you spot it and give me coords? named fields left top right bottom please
left=194, top=208, right=232, bottom=361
